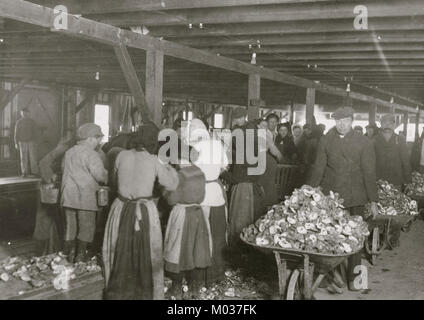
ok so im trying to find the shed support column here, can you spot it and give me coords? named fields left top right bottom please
left=248, top=74, right=260, bottom=121
left=146, top=49, right=164, bottom=126
left=403, top=112, right=408, bottom=137
left=306, top=88, right=315, bottom=125
left=369, top=101, right=377, bottom=125
left=415, top=112, right=420, bottom=141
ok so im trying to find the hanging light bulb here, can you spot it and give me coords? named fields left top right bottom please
left=346, top=83, right=351, bottom=92
left=188, top=23, right=193, bottom=29
left=314, top=64, right=317, bottom=68
left=199, top=23, right=203, bottom=29
left=250, top=52, right=257, bottom=65
left=95, top=71, right=100, bottom=81
left=248, top=44, right=252, bottom=49
left=0, top=38, right=4, bottom=43
left=307, top=64, right=311, bottom=69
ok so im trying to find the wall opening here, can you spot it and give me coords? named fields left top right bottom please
left=94, top=104, right=110, bottom=142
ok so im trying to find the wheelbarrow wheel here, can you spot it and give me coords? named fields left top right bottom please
left=286, top=269, right=301, bottom=300
left=371, top=227, right=379, bottom=265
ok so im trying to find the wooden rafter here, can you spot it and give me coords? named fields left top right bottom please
left=113, top=44, right=150, bottom=121
left=0, top=0, right=420, bottom=113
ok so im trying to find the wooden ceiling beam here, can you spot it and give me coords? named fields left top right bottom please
left=89, top=1, right=424, bottom=27
left=173, top=31, right=424, bottom=47
left=149, top=17, right=424, bottom=38
left=0, top=0, right=419, bottom=113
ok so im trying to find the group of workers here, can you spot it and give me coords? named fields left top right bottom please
left=26, top=102, right=421, bottom=299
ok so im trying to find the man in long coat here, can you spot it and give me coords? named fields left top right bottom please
left=309, top=106, right=378, bottom=291
left=373, top=114, right=411, bottom=189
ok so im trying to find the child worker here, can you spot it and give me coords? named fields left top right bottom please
left=60, top=123, right=108, bottom=263
left=162, top=119, right=212, bottom=299
left=102, top=121, right=179, bottom=300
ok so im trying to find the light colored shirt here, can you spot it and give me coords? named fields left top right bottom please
left=193, top=139, right=228, bottom=206
left=114, top=149, right=178, bottom=199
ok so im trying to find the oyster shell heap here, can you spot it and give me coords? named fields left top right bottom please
left=242, top=185, right=369, bottom=255
left=405, top=172, right=424, bottom=197
left=372, top=180, right=418, bottom=216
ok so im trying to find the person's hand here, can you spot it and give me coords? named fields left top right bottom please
left=369, top=202, right=378, bottom=219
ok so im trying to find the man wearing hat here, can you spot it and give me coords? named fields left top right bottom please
left=14, top=108, right=39, bottom=177
left=373, top=114, right=411, bottom=189
left=372, top=114, right=411, bottom=248
left=61, top=123, right=108, bottom=263
left=309, top=106, right=378, bottom=291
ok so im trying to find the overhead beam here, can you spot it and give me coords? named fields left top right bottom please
left=113, top=44, right=150, bottom=120
left=149, top=17, right=424, bottom=38
left=173, top=31, right=424, bottom=47
left=0, top=0, right=418, bottom=114
left=80, top=0, right=335, bottom=14
left=90, top=1, right=424, bottom=27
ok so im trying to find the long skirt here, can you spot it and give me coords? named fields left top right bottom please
left=103, top=198, right=164, bottom=300
left=205, top=204, right=228, bottom=285
left=164, top=205, right=212, bottom=274
left=228, top=182, right=264, bottom=246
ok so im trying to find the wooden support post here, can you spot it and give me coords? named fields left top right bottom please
left=114, top=44, right=150, bottom=121
left=289, top=100, right=295, bottom=123
left=306, top=88, right=315, bottom=125
left=369, top=101, right=377, bottom=125
left=403, top=112, right=408, bottom=137
left=415, top=112, right=420, bottom=141
left=248, top=74, right=260, bottom=121
left=145, top=49, right=164, bottom=126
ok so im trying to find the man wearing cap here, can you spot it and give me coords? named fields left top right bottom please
left=373, top=114, right=411, bottom=189
left=365, top=124, right=378, bottom=139
left=61, top=123, right=108, bottom=263
left=372, top=114, right=411, bottom=248
left=309, top=106, right=378, bottom=291
left=14, top=108, right=39, bottom=177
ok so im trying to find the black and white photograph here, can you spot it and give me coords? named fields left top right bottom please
left=0, top=0, right=423, bottom=306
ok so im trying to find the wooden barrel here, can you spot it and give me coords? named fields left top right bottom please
left=275, top=164, right=299, bottom=200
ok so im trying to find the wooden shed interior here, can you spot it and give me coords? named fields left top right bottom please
left=1, top=0, right=424, bottom=176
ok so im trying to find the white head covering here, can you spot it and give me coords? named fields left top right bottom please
left=188, top=118, right=228, bottom=206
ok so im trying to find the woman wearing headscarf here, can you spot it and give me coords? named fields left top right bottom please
left=102, top=122, right=179, bottom=300
left=162, top=119, right=211, bottom=299
left=188, top=119, right=229, bottom=287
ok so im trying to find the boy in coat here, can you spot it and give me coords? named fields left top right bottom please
left=61, top=123, right=108, bottom=263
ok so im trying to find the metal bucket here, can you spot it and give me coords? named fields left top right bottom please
left=40, top=184, right=59, bottom=204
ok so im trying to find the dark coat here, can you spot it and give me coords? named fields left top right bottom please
left=275, top=135, right=298, bottom=164
left=308, top=128, right=378, bottom=208
left=410, top=135, right=424, bottom=172
left=372, top=133, right=411, bottom=186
